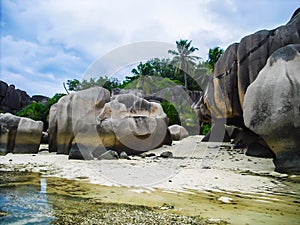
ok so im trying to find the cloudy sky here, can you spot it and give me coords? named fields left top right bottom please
left=1, top=0, right=299, bottom=97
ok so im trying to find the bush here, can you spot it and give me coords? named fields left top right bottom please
left=16, top=101, right=46, bottom=121
left=161, top=102, right=181, bottom=126
left=201, top=122, right=212, bottom=135
left=16, top=93, right=66, bottom=130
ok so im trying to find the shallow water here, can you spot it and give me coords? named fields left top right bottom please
left=0, top=171, right=299, bottom=225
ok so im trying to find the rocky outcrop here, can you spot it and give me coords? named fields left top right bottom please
left=0, top=113, right=43, bottom=154
left=195, top=8, right=300, bottom=126
left=168, top=125, right=189, bottom=141
left=48, top=87, right=171, bottom=159
left=97, top=94, right=170, bottom=155
left=0, top=82, right=30, bottom=114
left=244, top=44, right=300, bottom=174
left=48, top=87, right=111, bottom=156
left=0, top=80, right=49, bottom=114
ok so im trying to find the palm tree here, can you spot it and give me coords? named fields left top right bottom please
left=168, top=40, right=200, bottom=89
left=207, top=46, right=224, bottom=72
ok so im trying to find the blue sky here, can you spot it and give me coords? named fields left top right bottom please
left=1, top=0, right=299, bottom=97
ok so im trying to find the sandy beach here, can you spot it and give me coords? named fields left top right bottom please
left=1, top=136, right=300, bottom=224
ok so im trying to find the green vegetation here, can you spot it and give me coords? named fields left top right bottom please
left=13, top=40, right=222, bottom=132
left=16, top=101, right=46, bottom=121
left=201, top=122, right=212, bottom=135
left=16, top=93, right=66, bottom=130
left=207, top=46, right=224, bottom=72
left=66, top=76, right=119, bottom=92
left=64, top=41, right=223, bottom=132
left=66, top=42, right=223, bottom=93
left=168, top=39, right=200, bottom=89
left=161, top=102, right=181, bottom=126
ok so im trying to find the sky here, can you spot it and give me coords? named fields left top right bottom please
left=1, top=0, right=299, bottom=97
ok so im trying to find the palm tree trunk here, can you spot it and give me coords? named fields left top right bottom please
left=184, top=72, right=188, bottom=89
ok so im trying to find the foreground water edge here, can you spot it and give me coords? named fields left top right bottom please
left=0, top=171, right=299, bottom=224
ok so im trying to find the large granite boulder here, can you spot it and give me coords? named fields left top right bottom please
left=195, top=8, right=300, bottom=126
left=48, top=103, right=58, bottom=152
left=14, top=117, right=43, bottom=153
left=97, top=94, right=170, bottom=155
left=244, top=44, right=300, bottom=174
left=0, top=113, right=20, bottom=154
left=48, top=87, right=111, bottom=156
left=0, top=113, right=43, bottom=154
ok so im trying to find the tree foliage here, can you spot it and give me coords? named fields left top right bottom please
left=207, top=47, right=224, bottom=71
left=16, top=93, right=66, bottom=130
left=16, top=102, right=46, bottom=121
left=66, top=76, right=120, bottom=92
left=168, top=39, right=200, bottom=89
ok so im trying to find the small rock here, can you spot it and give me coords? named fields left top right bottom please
left=120, top=151, right=130, bottom=160
left=160, top=151, right=173, bottom=158
left=97, top=150, right=119, bottom=160
left=144, top=153, right=156, bottom=157
left=202, top=166, right=211, bottom=169
left=218, top=196, right=233, bottom=204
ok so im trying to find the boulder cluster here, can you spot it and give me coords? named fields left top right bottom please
left=48, top=87, right=181, bottom=159
left=195, top=8, right=300, bottom=174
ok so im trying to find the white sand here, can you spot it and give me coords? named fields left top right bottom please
left=0, top=136, right=287, bottom=194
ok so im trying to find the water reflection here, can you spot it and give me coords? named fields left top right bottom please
left=40, top=177, right=47, bottom=194
left=0, top=172, right=53, bottom=225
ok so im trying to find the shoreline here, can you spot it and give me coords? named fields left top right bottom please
left=0, top=135, right=295, bottom=194
left=1, top=135, right=300, bottom=224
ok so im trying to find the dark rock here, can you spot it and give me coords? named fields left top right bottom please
left=162, top=128, right=172, bottom=146
left=69, top=143, right=94, bottom=160
left=0, top=81, right=8, bottom=102
left=144, top=153, right=156, bottom=157
left=0, top=81, right=32, bottom=114
left=31, top=95, right=49, bottom=105
left=246, top=142, right=275, bottom=158
left=120, top=151, right=130, bottom=160
left=160, top=151, right=173, bottom=158
left=97, top=150, right=119, bottom=160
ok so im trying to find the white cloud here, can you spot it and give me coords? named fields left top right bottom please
left=1, top=0, right=299, bottom=96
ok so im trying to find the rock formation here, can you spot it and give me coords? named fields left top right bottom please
left=244, top=44, right=300, bottom=173
left=48, top=87, right=171, bottom=159
left=97, top=94, right=170, bottom=155
left=0, top=82, right=30, bottom=114
left=48, top=87, right=111, bottom=156
left=0, top=80, right=49, bottom=114
left=0, top=113, right=43, bottom=154
left=195, top=8, right=300, bottom=126
left=194, top=8, right=300, bottom=173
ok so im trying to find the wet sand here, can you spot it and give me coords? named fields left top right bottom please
left=0, top=135, right=300, bottom=224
